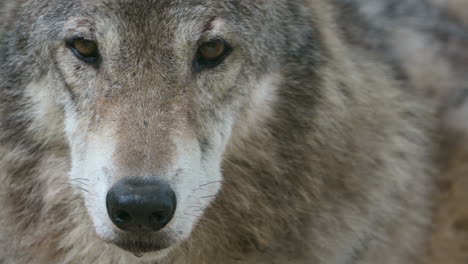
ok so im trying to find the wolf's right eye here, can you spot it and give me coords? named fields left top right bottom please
left=67, top=38, right=100, bottom=64
left=194, top=39, right=232, bottom=71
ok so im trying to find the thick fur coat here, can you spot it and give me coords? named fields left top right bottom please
left=0, top=0, right=464, bottom=263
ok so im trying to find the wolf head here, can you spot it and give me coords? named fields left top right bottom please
left=1, top=0, right=319, bottom=259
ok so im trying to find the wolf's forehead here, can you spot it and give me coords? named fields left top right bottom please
left=82, top=1, right=214, bottom=48
left=93, top=0, right=210, bottom=28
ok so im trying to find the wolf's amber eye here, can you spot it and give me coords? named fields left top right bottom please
left=199, top=41, right=225, bottom=61
left=67, top=38, right=100, bottom=64
left=195, top=39, right=231, bottom=70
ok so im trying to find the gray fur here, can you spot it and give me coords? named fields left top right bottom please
left=0, top=0, right=463, bottom=263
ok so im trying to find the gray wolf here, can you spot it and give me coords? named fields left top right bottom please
left=0, top=0, right=464, bottom=263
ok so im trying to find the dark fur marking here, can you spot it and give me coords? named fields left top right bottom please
left=52, top=52, right=78, bottom=104
left=198, top=136, right=211, bottom=153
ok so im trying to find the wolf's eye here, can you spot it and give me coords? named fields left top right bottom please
left=67, top=38, right=100, bottom=64
left=195, top=39, right=231, bottom=70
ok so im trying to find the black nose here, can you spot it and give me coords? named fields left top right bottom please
left=106, top=178, right=176, bottom=232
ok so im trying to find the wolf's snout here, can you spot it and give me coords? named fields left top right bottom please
left=106, top=178, right=176, bottom=232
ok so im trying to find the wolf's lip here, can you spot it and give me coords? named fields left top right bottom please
left=112, top=239, right=172, bottom=254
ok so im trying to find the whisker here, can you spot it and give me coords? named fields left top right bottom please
left=178, top=216, right=208, bottom=230
left=68, top=211, right=91, bottom=218
left=200, top=195, right=217, bottom=199
left=223, top=159, right=250, bottom=177
left=184, top=213, right=218, bottom=226
left=70, top=178, right=89, bottom=186
left=191, top=187, right=215, bottom=193
left=72, top=177, right=90, bottom=181
left=57, top=182, right=91, bottom=194
left=199, top=180, right=223, bottom=188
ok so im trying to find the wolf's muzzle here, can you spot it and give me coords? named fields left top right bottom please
left=106, top=177, right=176, bottom=232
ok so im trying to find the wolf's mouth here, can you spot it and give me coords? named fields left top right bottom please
left=112, top=238, right=173, bottom=255
left=104, top=230, right=179, bottom=255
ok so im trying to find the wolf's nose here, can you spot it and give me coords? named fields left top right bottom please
left=106, top=178, right=176, bottom=232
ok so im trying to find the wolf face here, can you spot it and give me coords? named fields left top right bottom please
left=21, top=0, right=285, bottom=257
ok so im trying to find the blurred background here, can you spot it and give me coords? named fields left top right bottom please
left=428, top=1, right=468, bottom=263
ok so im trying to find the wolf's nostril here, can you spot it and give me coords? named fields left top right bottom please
left=151, top=210, right=170, bottom=224
left=115, top=210, right=132, bottom=224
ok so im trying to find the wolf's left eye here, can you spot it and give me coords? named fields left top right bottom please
left=67, top=38, right=100, bottom=64
left=195, top=39, right=232, bottom=70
